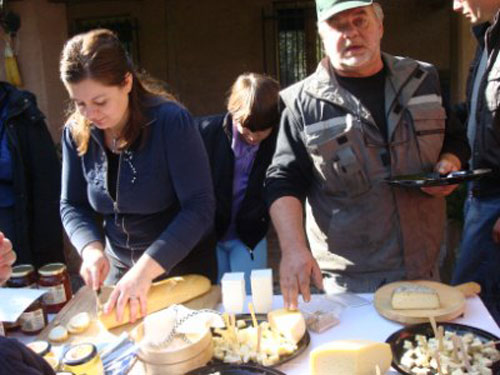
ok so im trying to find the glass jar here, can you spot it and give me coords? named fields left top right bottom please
left=26, top=340, right=52, bottom=357
left=62, top=343, right=104, bottom=375
left=38, top=263, right=72, bottom=313
left=19, top=298, right=47, bottom=335
left=7, top=264, right=37, bottom=288
left=27, top=340, right=59, bottom=370
left=5, top=264, right=38, bottom=331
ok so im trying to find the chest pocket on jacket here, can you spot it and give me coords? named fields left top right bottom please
left=408, top=96, right=446, bottom=170
left=304, top=114, right=371, bottom=197
left=485, top=66, right=500, bottom=112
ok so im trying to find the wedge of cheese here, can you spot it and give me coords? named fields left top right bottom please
left=391, top=283, right=440, bottom=310
left=267, top=308, right=306, bottom=344
left=310, top=340, right=392, bottom=375
left=98, top=274, right=211, bottom=329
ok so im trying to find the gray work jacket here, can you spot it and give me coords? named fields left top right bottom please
left=267, top=54, right=454, bottom=292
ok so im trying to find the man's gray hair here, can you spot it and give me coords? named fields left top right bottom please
left=373, top=2, right=384, bottom=22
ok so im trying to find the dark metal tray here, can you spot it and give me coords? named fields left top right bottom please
left=386, top=322, right=500, bottom=375
left=387, top=168, right=492, bottom=187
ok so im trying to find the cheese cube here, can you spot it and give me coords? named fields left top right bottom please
left=267, top=308, right=306, bottom=344
left=251, top=269, right=273, bottom=313
left=221, top=272, right=246, bottom=314
left=310, top=340, right=392, bottom=375
left=391, top=283, right=440, bottom=310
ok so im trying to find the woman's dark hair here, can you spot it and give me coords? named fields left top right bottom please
left=60, top=28, right=173, bottom=155
left=226, top=73, right=280, bottom=132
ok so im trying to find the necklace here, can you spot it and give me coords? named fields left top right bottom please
left=111, top=136, right=120, bottom=154
left=106, top=133, right=121, bottom=154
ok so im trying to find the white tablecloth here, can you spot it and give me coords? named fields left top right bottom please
left=10, top=294, right=500, bottom=375
left=251, top=294, right=500, bottom=375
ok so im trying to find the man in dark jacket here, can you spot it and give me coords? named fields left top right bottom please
left=0, top=336, right=55, bottom=375
left=452, top=0, right=500, bottom=324
left=0, top=81, right=64, bottom=269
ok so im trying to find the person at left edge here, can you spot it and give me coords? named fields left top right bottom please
left=0, top=232, right=15, bottom=285
left=0, top=81, right=64, bottom=268
left=59, top=29, right=215, bottom=323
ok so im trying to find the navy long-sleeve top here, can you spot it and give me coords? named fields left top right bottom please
left=60, top=100, right=215, bottom=272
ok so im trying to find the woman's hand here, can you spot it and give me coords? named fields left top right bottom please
left=0, top=232, right=16, bottom=286
left=80, top=241, right=109, bottom=291
left=104, top=254, right=164, bottom=323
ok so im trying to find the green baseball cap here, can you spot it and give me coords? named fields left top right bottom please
left=316, top=0, right=373, bottom=22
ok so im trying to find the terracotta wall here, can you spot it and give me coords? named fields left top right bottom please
left=163, top=0, right=274, bottom=116
left=0, top=0, right=478, bottom=136
left=65, top=0, right=168, bottom=84
left=1, top=0, right=68, bottom=141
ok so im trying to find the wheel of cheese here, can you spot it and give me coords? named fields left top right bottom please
left=139, top=328, right=212, bottom=364
left=142, top=338, right=213, bottom=375
left=310, top=340, right=392, bottom=375
left=267, top=308, right=306, bottom=344
left=391, top=283, right=440, bottom=310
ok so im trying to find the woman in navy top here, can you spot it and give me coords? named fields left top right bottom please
left=59, top=29, right=215, bottom=322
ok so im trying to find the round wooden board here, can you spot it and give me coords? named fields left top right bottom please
left=374, top=280, right=466, bottom=324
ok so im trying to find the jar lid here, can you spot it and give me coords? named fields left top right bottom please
left=26, top=340, right=51, bottom=357
left=38, top=263, right=67, bottom=276
left=63, top=343, right=97, bottom=366
left=11, top=264, right=35, bottom=278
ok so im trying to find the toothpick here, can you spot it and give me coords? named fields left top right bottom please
left=230, top=313, right=237, bottom=343
left=438, top=326, right=444, bottom=352
left=429, top=316, right=439, bottom=338
left=457, top=335, right=473, bottom=372
left=481, top=340, right=500, bottom=348
left=256, top=325, right=262, bottom=354
left=248, top=302, right=258, bottom=328
left=223, top=312, right=230, bottom=329
left=432, top=350, right=444, bottom=375
left=451, top=334, right=460, bottom=362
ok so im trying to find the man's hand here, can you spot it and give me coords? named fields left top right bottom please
left=492, top=218, right=500, bottom=244
left=270, top=196, right=323, bottom=310
left=280, top=246, right=323, bottom=310
left=421, top=153, right=461, bottom=197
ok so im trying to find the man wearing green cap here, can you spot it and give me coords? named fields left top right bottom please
left=266, top=0, right=470, bottom=309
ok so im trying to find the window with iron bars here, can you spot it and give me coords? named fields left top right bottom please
left=274, top=2, right=322, bottom=88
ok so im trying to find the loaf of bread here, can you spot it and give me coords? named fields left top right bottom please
left=391, top=283, right=440, bottom=310
left=98, top=274, right=211, bottom=329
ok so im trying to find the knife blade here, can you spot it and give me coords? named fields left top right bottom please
left=95, top=287, right=103, bottom=316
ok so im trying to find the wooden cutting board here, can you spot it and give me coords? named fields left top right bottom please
left=37, top=284, right=221, bottom=344
left=374, top=280, right=467, bottom=324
